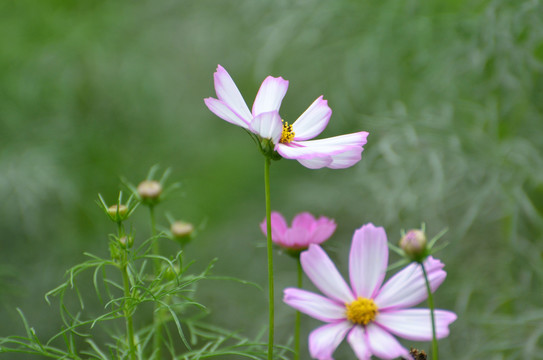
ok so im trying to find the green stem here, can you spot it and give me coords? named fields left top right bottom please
left=149, top=205, right=162, bottom=360
left=264, top=157, right=275, bottom=360
left=294, top=258, right=302, bottom=360
left=421, top=262, right=438, bottom=360
left=121, top=255, right=136, bottom=360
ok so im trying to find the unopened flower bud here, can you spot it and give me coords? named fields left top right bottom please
left=400, top=229, right=427, bottom=261
left=108, top=204, right=128, bottom=222
left=119, top=235, right=134, bottom=249
left=137, top=180, right=162, bottom=201
left=171, top=221, right=194, bottom=244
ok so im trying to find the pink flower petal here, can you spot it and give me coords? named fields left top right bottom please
left=213, top=65, right=252, bottom=123
left=285, top=227, right=308, bottom=248
left=349, top=224, right=388, bottom=299
left=346, top=326, right=371, bottom=360
left=376, top=309, right=457, bottom=341
left=252, top=76, right=289, bottom=117
left=204, top=98, right=250, bottom=129
left=308, top=321, right=353, bottom=360
left=283, top=288, right=347, bottom=322
left=249, top=111, right=282, bottom=143
left=276, top=141, right=353, bottom=160
left=301, top=244, right=355, bottom=303
left=292, top=212, right=318, bottom=232
left=292, top=96, right=332, bottom=141
left=365, top=323, right=410, bottom=359
left=374, top=256, right=447, bottom=310
left=260, top=211, right=288, bottom=243
left=310, top=217, right=337, bottom=244
left=301, top=132, right=368, bottom=147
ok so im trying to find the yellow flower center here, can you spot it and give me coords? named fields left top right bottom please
left=280, top=120, right=295, bottom=144
left=345, top=297, right=379, bottom=325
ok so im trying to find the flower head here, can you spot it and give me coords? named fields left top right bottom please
left=283, top=223, right=457, bottom=360
left=260, top=211, right=336, bottom=254
left=204, top=65, right=369, bottom=169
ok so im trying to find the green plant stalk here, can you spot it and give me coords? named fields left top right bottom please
left=295, top=258, right=302, bottom=360
left=264, top=157, right=275, bottom=360
left=149, top=205, right=162, bottom=360
left=121, top=256, right=137, bottom=360
left=421, top=262, right=438, bottom=360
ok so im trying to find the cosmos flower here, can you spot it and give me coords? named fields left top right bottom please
left=283, top=223, right=457, bottom=360
left=204, top=65, right=369, bottom=169
left=260, top=211, right=336, bottom=252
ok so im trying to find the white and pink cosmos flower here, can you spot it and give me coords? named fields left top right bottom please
left=283, top=223, right=457, bottom=360
left=204, top=65, right=369, bottom=169
left=260, top=211, right=336, bottom=251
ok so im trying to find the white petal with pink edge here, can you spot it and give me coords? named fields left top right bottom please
left=283, top=288, right=347, bottom=323
left=301, top=244, right=355, bottom=303
left=204, top=98, right=250, bottom=129
left=252, top=76, right=289, bottom=116
left=326, top=146, right=365, bottom=169
left=374, top=256, right=446, bottom=310
left=308, top=321, right=353, bottom=360
left=349, top=223, right=388, bottom=299
left=297, top=156, right=333, bottom=169
left=292, top=96, right=332, bottom=140
left=376, top=308, right=457, bottom=341
left=249, top=111, right=282, bottom=144
left=346, top=326, right=371, bottom=360
left=365, top=323, right=410, bottom=359
left=213, top=65, right=252, bottom=122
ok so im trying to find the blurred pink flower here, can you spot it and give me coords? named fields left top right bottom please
left=204, top=65, right=369, bottom=169
left=283, top=223, right=457, bottom=360
left=260, top=212, right=336, bottom=252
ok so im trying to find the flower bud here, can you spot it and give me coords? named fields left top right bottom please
left=107, top=204, right=128, bottom=222
left=137, top=180, right=162, bottom=201
left=119, top=235, right=134, bottom=249
left=170, top=221, right=194, bottom=245
left=400, top=229, right=427, bottom=261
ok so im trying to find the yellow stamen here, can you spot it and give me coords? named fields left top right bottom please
left=280, top=120, right=295, bottom=144
left=345, top=297, right=379, bottom=325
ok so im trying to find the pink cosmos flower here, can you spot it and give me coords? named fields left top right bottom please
left=283, top=223, right=457, bottom=360
left=260, top=211, right=336, bottom=251
left=204, top=65, right=369, bottom=169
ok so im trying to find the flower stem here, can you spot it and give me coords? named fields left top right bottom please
left=148, top=205, right=162, bottom=360
left=294, top=258, right=302, bottom=360
left=121, top=253, right=136, bottom=360
left=264, top=157, right=275, bottom=360
left=421, top=262, right=438, bottom=360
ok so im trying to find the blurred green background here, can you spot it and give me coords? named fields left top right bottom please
left=1, top=0, right=543, bottom=358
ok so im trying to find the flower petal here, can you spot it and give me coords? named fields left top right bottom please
left=252, top=76, right=289, bottom=117
left=346, top=326, right=371, bottom=360
left=276, top=132, right=368, bottom=160
left=213, top=65, right=252, bottom=122
left=285, top=227, right=308, bottom=248
left=292, top=96, right=332, bottom=140
left=296, top=156, right=333, bottom=169
left=308, top=321, right=352, bottom=360
left=327, top=146, right=365, bottom=169
left=310, top=217, right=337, bottom=244
left=292, top=212, right=318, bottom=232
left=204, top=98, right=250, bottom=129
left=260, top=211, right=288, bottom=243
left=365, top=323, right=410, bottom=359
left=283, top=288, right=347, bottom=322
left=374, top=256, right=447, bottom=310
left=249, top=111, right=282, bottom=143
left=349, top=223, right=388, bottom=299
left=301, top=244, right=355, bottom=303
left=376, top=309, right=457, bottom=341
